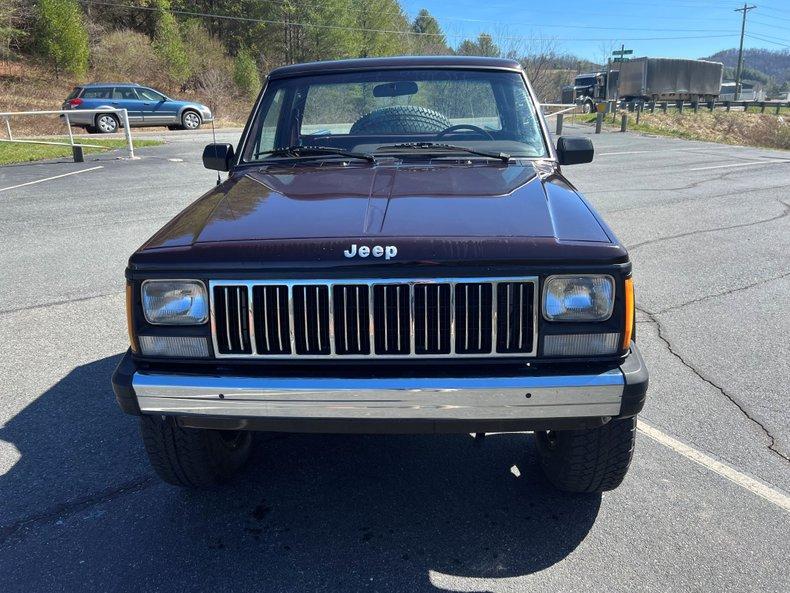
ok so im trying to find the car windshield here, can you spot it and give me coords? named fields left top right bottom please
left=241, top=68, right=547, bottom=162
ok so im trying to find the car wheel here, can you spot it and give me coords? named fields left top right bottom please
left=140, top=415, right=252, bottom=488
left=95, top=113, right=119, bottom=134
left=534, top=416, right=636, bottom=493
left=181, top=110, right=201, bottom=130
left=582, top=102, right=593, bottom=114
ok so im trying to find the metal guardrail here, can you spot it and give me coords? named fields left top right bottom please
left=556, top=98, right=789, bottom=135
left=0, top=108, right=135, bottom=161
left=540, top=104, right=583, bottom=136
left=576, top=99, right=789, bottom=115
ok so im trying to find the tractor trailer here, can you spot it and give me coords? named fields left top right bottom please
left=564, top=57, right=723, bottom=110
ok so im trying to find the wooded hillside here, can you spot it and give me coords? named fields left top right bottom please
left=0, top=0, right=592, bottom=111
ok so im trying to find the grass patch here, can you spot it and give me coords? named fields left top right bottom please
left=0, top=137, right=163, bottom=165
left=628, top=112, right=790, bottom=150
left=571, top=110, right=789, bottom=150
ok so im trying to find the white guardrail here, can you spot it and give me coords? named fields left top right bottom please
left=540, top=103, right=582, bottom=118
left=0, top=108, right=135, bottom=160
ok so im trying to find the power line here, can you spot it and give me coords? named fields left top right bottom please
left=749, top=7, right=790, bottom=22
left=745, top=33, right=790, bottom=48
left=76, top=0, right=739, bottom=43
left=749, top=18, right=790, bottom=30
left=405, top=14, right=734, bottom=33
left=402, top=1, right=742, bottom=23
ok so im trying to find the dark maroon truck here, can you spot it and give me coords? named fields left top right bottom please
left=113, top=56, right=648, bottom=492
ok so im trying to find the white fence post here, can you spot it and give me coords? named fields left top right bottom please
left=120, top=109, right=134, bottom=159
left=64, top=113, right=74, bottom=147
left=3, top=116, right=11, bottom=140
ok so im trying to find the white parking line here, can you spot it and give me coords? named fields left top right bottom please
left=689, top=160, right=790, bottom=171
left=0, top=166, right=104, bottom=193
left=597, top=148, right=706, bottom=156
left=638, top=420, right=790, bottom=512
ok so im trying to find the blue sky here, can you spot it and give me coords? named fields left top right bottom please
left=401, top=0, right=790, bottom=62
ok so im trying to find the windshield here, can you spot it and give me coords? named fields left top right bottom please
left=241, top=68, right=547, bottom=162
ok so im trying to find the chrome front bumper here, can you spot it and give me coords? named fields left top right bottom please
left=132, top=369, right=625, bottom=420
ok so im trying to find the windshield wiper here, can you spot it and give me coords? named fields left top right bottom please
left=256, top=145, right=375, bottom=162
left=376, top=142, right=511, bottom=162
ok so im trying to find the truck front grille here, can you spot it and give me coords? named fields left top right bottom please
left=210, top=277, right=538, bottom=359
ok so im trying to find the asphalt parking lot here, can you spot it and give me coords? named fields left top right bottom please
left=0, top=125, right=788, bottom=592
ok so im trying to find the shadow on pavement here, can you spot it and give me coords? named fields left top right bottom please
left=0, top=355, right=601, bottom=592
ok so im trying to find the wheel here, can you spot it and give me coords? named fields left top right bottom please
left=582, top=102, right=593, bottom=114
left=94, top=113, right=119, bottom=134
left=350, top=105, right=451, bottom=135
left=534, top=417, right=636, bottom=493
left=139, top=415, right=252, bottom=488
left=181, top=110, right=202, bottom=130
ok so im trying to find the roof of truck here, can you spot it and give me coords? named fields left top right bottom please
left=268, top=56, right=523, bottom=79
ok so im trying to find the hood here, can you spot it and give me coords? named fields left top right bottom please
left=133, top=162, right=626, bottom=270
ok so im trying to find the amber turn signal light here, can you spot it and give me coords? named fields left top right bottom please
left=622, top=277, right=634, bottom=349
left=126, top=282, right=139, bottom=353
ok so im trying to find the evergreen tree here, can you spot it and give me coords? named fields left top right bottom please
left=233, top=49, right=262, bottom=99
left=476, top=34, right=500, bottom=57
left=411, top=8, right=447, bottom=54
left=36, top=0, right=88, bottom=78
left=352, top=0, right=410, bottom=58
left=456, top=33, right=500, bottom=58
left=152, top=0, right=190, bottom=85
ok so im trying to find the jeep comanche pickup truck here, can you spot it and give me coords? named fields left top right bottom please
left=112, top=56, right=648, bottom=492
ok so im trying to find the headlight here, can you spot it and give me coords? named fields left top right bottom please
left=141, top=280, right=208, bottom=325
left=543, top=275, right=614, bottom=321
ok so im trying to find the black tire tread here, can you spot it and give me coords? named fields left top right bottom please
left=139, top=416, right=250, bottom=488
left=535, top=417, right=636, bottom=493
left=350, top=105, right=451, bottom=135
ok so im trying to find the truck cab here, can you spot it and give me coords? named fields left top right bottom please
left=569, top=71, right=618, bottom=113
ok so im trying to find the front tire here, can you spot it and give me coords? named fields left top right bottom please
left=181, top=110, right=202, bottom=130
left=94, top=113, right=119, bottom=134
left=535, top=417, right=636, bottom=493
left=140, top=415, right=252, bottom=488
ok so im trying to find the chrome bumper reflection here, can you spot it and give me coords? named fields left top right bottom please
left=132, top=370, right=624, bottom=420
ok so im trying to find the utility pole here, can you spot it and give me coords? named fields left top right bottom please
left=734, top=4, right=756, bottom=101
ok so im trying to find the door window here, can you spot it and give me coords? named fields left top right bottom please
left=112, top=87, right=140, bottom=100
left=137, top=88, right=166, bottom=101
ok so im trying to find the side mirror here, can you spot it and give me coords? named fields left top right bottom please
left=202, top=143, right=235, bottom=172
left=556, top=136, right=594, bottom=165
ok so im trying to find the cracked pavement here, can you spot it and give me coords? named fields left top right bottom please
left=1, top=127, right=788, bottom=592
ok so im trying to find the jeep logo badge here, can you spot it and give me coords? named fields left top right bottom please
left=344, top=244, right=398, bottom=260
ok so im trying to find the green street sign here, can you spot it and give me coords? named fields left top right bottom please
left=612, top=57, right=630, bottom=62
left=613, top=49, right=634, bottom=55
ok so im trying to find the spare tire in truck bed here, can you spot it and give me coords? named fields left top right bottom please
left=350, top=105, right=451, bottom=135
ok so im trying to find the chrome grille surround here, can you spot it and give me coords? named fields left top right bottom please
left=210, top=277, right=538, bottom=360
